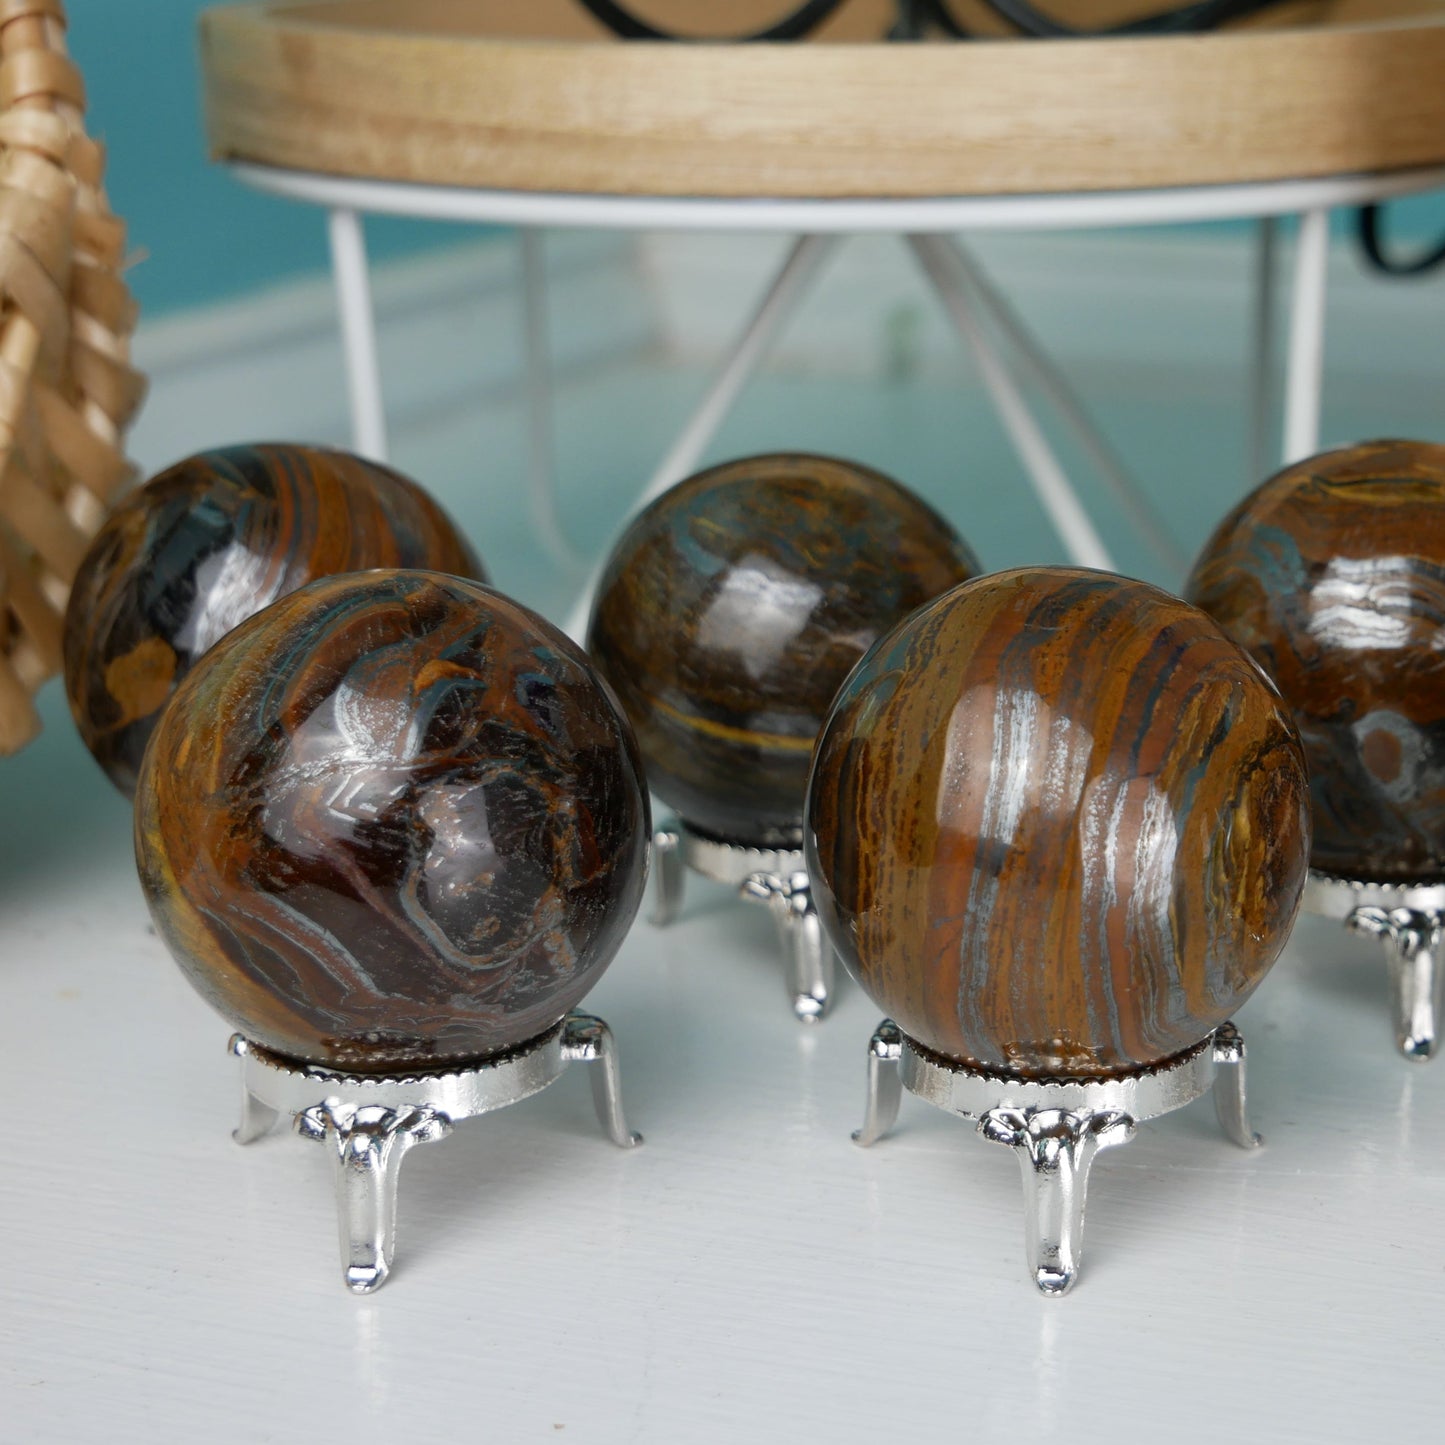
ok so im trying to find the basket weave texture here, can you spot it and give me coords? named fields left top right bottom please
left=0, top=0, right=144, bottom=755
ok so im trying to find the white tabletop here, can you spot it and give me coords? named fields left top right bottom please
left=1, top=685, right=1437, bottom=1444
left=7, top=227, right=1442, bottom=1442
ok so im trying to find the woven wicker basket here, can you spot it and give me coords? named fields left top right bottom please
left=0, top=0, right=144, bottom=755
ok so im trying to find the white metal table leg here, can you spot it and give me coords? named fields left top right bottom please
left=327, top=206, right=388, bottom=462
left=1282, top=207, right=1330, bottom=465
left=908, top=232, right=1116, bottom=574
left=1249, top=216, right=1280, bottom=485
left=563, top=233, right=836, bottom=640
left=641, top=233, right=835, bottom=504
left=939, top=236, right=1184, bottom=575
left=520, top=228, right=579, bottom=569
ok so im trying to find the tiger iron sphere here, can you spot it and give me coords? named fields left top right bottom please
left=65, top=442, right=485, bottom=797
left=1187, top=439, right=1445, bottom=884
left=134, top=570, right=649, bottom=1076
left=587, top=453, right=981, bottom=847
left=806, top=567, right=1311, bottom=1078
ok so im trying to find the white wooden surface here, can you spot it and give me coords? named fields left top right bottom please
left=4, top=228, right=1444, bottom=1442
left=4, top=677, right=1442, bottom=1443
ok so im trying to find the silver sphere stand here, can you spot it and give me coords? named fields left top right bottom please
left=229, top=1011, right=641, bottom=1294
left=853, top=1019, right=1260, bottom=1296
left=651, top=816, right=835, bottom=1021
left=1304, top=871, right=1445, bottom=1061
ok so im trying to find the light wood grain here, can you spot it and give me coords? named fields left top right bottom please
left=201, top=0, right=1445, bottom=197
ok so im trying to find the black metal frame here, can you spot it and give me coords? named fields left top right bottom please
left=1357, top=205, right=1445, bottom=278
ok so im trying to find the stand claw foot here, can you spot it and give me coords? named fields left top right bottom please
left=741, top=869, right=836, bottom=1022
left=561, top=1012, right=643, bottom=1147
left=296, top=1101, right=452, bottom=1294
left=235, top=1090, right=282, bottom=1145
left=650, top=825, right=685, bottom=927
left=229, top=1036, right=282, bottom=1143
left=1349, top=906, right=1445, bottom=1061
left=852, top=1020, right=904, bottom=1146
left=978, top=1106, right=1135, bottom=1297
left=1210, top=1020, right=1262, bottom=1148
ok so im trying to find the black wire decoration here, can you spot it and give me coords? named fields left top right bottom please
left=931, top=0, right=1285, bottom=36
left=575, top=0, right=847, bottom=40
left=576, top=0, right=1289, bottom=42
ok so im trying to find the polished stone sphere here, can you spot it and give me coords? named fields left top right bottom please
left=65, top=443, right=484, bottom=797
left=587, top=453, right=980, bottom=846
left=806, top=567, right=1310, bottom=1078
left=1187, top=440, right=1445, bottom=883
left=135, top=570, right=649, bottom=1075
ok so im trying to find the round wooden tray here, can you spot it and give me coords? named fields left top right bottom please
left=200, top=0, right=1445, bottom=198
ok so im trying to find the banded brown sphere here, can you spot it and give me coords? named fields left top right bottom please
left=135, top=570, right=649, bottom=1075
left=587, top=453, right=980, bottom=846
left=65, top=443, right=484, bottom=796
left=806, top=567, right=1310, bottom=1078
left=1187, top=440, right=1445, bottom=884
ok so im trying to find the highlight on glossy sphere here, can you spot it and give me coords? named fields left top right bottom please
left=1186, top=440, right=1445, bottom=884
left=806, top=566, right=1310, bottom=1078
left=65, top=442, right=485, bottom=796
left=135, top=570, right=649, bottom=1075
left=587, top=452, right=981, bottom=847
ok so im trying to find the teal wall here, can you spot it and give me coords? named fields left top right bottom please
left=68, top=0, right=460, bottom=318
left=66, top=1, right=1445, bottom=319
